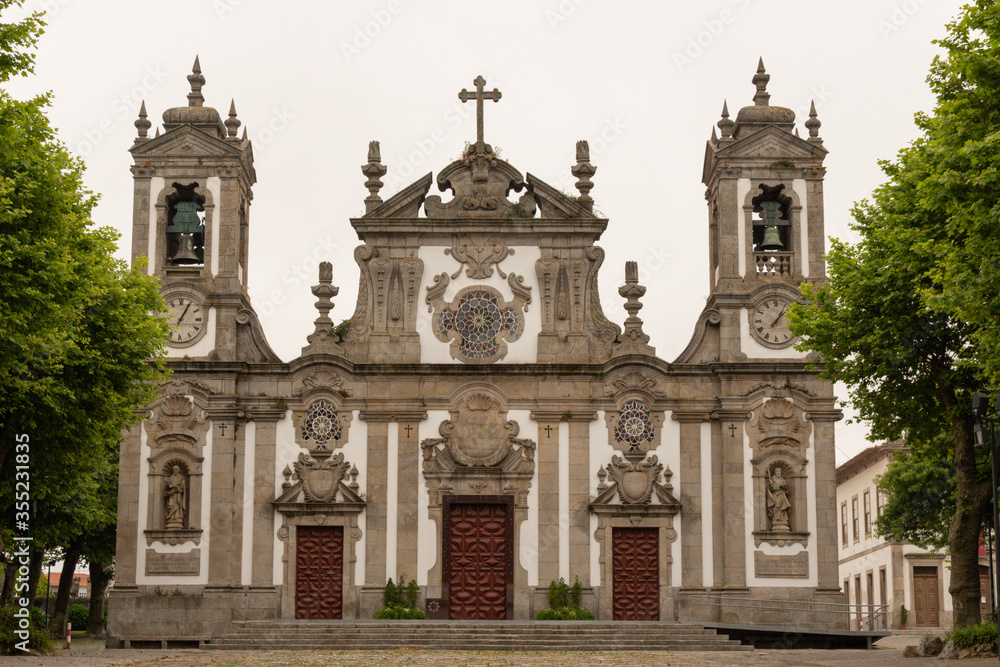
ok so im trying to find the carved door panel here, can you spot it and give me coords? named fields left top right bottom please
left=913, top=566, right=939, bottom=627
left=445, top=502, right=511, bottom=620
left=295, top=526, right=343, bottom=619
left=612, top=527, right=659, bottom=620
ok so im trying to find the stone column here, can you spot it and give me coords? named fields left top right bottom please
left=207, top=408, right=240, bottom=586
left=674, top=413, right=707, bottom=589
left=115, top=423, right=143, bottom=585
left=810, top=407, right=843, bottom=590
left=568, top=415, right=595, bottom=585
left=251, top=412, right=283, bottom=586
left=363, top=417, right=389, bottom=586
left=396, top=417, right=423, bottom=583
left=532, top=413, right=561, bottom=586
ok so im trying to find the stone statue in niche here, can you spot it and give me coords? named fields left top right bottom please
left=766, top=465, right=791, bottom=532
left=164, top=464, right=187, bottom=529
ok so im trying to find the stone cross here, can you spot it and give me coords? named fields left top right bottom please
left=459, top=75, right=501, bottom=144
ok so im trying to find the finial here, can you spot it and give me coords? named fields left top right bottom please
left=805, top=100, right=822, bottom=143
left=187, top=55, right=205, bottom=108
left=711, top=126, right=718, bottom=141
left=361, top=140, right=388, bottom=213
left=281, top=464, right=293, bottom=491
left=571, top=140, right=596, bottom=212
left=752, top=57, right=770, bottom=107
left=614, top=261, right=654, bottom=356
left=134, top=100, right=151, bottom=141
left=597, top=465, right=608, bottom=493
left=154, top=127, right=160, bottom=138
left=225, top=99, right=241, bottom=139
left=241, top=126, right=247, bottom=141
left=717, top=100, right=734, bottom=140
left=303, top=262, right=343, bottom=354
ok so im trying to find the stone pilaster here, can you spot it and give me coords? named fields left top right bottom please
left=810, top=407, right=843, bottom=590
left=251, top=413, right=282, bottom=586
left=207, top=409, right=239, bottom=585
left=115, top=422, right=143, bottom=585
left=396, top=420, right=420, bottom=581
left=363, top=418, right=389, bottom=585
left=568, top=415, right=595, bottom=585
left=532, top=413, right=561, bottom=585
left=674, top=413, right=707, bottom=589
left=714, top=409, right=747, bottom=589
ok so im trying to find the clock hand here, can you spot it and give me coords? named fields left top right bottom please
left=770, top=308, right=787, bottom=328
left=177, top=303, right=192, bottom=325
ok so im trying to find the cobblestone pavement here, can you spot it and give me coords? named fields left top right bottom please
left=2, top=645, right=999, bottom=667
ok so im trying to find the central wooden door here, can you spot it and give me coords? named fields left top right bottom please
left=443, top=498, right=512, bottom=619
left=913, top=566, right=940, bottom=627
left=295, top=526, right=344, bottom=619
left=612, top=527, right=660, bottom=620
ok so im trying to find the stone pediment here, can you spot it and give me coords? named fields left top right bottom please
left=716, top=125, right=827, bottom=161
left=274, top=450, right=365, bottom=513
left=590, top=454, right=681, bottom=516
left=525, top=173, right=597, bottom=219
left=424, top=141, right=536, bottom=219
left=130, top=124, right=241, bottom=158
left=364, top=173, right=432, bottom=218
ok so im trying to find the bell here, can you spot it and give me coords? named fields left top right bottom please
left=172, top=233, right=200, bottom=264
left=760, top=225, right=784, bottom=251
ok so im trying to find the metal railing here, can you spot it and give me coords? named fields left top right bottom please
left=685, top=594, right=889, bottom=632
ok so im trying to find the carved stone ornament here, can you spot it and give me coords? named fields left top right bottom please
left=145, top=393, right=208, bottom=447
left=421, top=393, right=535, bottom=468
left=445, top=235, right=514, bottom=279
left=423, top=141, right=536, bottom=219
left=295, top=370, right=353, bottom=397
left=426, top=276, right=532, bottom=364
left=590, top=454, right=681, bottom=516
left=602, top=371, right=666, bottom=399
left=748, top=398, right=811, bottom=453
left=293, top=451, right=351, bottom=503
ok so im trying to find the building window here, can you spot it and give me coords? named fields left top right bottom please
left=864, top=490, right=872, bottom=536
left=852, top=496, right=860, bottom=542
left=876, top=486, right=885, bottom=517
left=841, top=502, right=848, bottom=547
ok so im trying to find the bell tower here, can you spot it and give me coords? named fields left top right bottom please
left=679, top=59, right=828, bottom=363
left=129, top=57, right=277, bottom=362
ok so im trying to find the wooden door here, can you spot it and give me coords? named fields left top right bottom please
left=295, top=526, right=343, bottom=619
left=980, top=565, right=992, bottom=618
left=913, top=566, right=940, bottom=627
left=444, top=501, right=511, bottom=619
left=612, top=527, right=659, bottom=620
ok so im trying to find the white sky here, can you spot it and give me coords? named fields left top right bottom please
left=5, top=0, right=968, bottom=465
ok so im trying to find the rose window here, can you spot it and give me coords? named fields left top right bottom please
left=436, top=289, right=520, bottom=361
left=301, top=399, right=341, bottom=450
left=614, top=400, right=654, bottom=452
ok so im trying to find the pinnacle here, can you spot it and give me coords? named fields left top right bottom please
left=757, top=56, right=765, bottom=73
left=192, top=55, right=201, bottom=74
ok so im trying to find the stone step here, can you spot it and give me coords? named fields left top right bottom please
left=205, top=621, right=751, bottom=652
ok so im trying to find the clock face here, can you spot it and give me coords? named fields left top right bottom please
left=165, top=296, right=205, bottom=345
left=751, top=296, right=795, bottom=347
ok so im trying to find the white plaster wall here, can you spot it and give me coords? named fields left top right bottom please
left=137, top=398, right=212, bottom=586
left=164, top=307, right=217, bottom=359
left=792, top=178, right=810, bottom=278
left=415, top=246, right=542, bottom=364
left=739, top=308, right=806, bottom=360
left=590, top=412, right=611, bottom=586
left=146, top=176, right=164, bottom=274
left=744, top=401, right=817, bottom=587
left=385, top=421, right=399, bottom=582
left=508, top=409, right=538, bottom=587
left=417, top=410, right=449, bottom=586
left=206, top=176, right=221, bottom=277
left=659, top=412, right=682, bottom=588
left=273, top=411, right=296, bottom=586
left=700, top=421, right=714, bottom=588
left=240, top=421, right=256, bottom=586
left=737, top=178, right=751, bottom=278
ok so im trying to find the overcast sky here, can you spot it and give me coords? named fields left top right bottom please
left=5, top=0, right=969, bottom=464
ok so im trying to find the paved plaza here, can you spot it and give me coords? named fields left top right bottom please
left=2, top=635, right=998, bottom=667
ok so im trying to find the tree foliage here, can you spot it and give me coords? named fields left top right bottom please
left=874, top=447, right=956, bottom=551
left=789, top=0, right=1000, bottom=628
left=0, top=0, right=168, bottom=620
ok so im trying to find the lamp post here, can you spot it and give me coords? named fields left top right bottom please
left=973, top=391, right=1000, bottom=657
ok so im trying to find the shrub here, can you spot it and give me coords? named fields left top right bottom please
left=547, top=578, right=569, bottom=608
left=947, top=622, right=999, bottom=649
left=373, top=605, right=428, bottom=620
left=375, top=576, right=425, bottom=620
left=67, top=604, right=89, bottom=630
left=536, top=606, right=594, bottom=621
left=0, top=606, right=52, bottom=655
left=538, top=577, right=593, bottom=620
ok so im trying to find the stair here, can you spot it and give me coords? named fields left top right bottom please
left=204, top=620, right=752, bottom=652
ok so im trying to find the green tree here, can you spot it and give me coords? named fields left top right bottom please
left=0, top=0, right=168, bottom=621
left=873, top=441, right=956, bottom=550
left=788, top=2, right=1000, bottom=628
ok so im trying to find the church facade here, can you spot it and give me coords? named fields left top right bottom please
left=109, top=59, right=844, bottom=641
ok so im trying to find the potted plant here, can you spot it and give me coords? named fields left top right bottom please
left=900, top=604, right=908, bottom=630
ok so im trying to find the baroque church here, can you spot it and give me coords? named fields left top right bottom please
left=109, top=58, right=843, bottom=641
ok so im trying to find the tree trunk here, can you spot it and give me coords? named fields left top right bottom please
left=27, top=545, right=44, bottom=602
left=0, top=558, right=15, bottom=606
left=48, top=542, right=81, bottom=637
left=87, top=560, right=111, bottom=636
left=948, top=414, right=992, bottom=628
